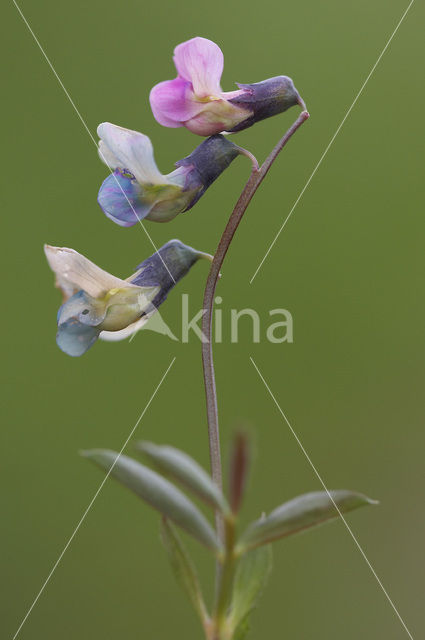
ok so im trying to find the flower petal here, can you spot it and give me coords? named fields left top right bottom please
left=100, top=288, right=159, bottom=332
left=149, top=78, right=205, bottom=127
left=98, top=139, right=120, bottom=170
left=173, top=37, right=223, bottom=97
left=56, top=318, right=100, bottom=357
left=183, top=100, right=250, bottom=136
left=44, top=245, right=138, bottom=298
left=97, top=170, right=155, bottom=227
left=100, top=315, right=150, bottom=342
left=97, top=123, right=165, bottom=185
left=57, top=290, right=107, bottom=327
left=100, top=310, right=179, bottom=342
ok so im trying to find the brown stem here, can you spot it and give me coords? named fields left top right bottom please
left=201, top=109, right=310, bottom=546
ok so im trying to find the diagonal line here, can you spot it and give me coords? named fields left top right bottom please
left=249, top=356, right=414, bottom=639
left=12, top=0, right=176, bottom=283
left=11, top=356, right=176, bottom=640
left=249, top=0, right=415, bottom=284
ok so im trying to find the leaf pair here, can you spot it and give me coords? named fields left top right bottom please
left=83, top=442, right=377, bottom=640
left=82, top=448, right=223, bottom=553
left=135, top=442, right=231, bottom=516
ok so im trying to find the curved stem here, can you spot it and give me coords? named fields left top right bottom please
left=202, top=109, right=310, bottom=541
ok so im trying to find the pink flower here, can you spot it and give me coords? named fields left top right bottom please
left=150, top=37, right=304, bottom=136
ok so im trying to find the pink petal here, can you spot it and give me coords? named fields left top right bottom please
left=149, top=77, right=205, bottom=127
left=184, top=99, right=251, bottom=136
left=173, top=37, right=223, bottom=98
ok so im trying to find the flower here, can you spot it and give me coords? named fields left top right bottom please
left=97, top=123, right=241, bottom=226
left=45, top=240, right=212, bottom=356
left=150, top=37, right=304, bottom=136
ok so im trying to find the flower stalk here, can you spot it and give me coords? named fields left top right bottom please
left=201, top=109, right=310, bottom=545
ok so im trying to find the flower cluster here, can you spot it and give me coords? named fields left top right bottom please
left=46, top=36, right=306, bottom=355
left=41, top=35, right=378, bottom=640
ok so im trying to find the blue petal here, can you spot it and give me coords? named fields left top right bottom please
left=97, top=169, right=153, bottom=227
left=57, top=290, right=106, bottom=327
left=56, top=318, right=100, bottom=357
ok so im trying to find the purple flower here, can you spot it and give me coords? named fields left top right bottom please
left=97, top=123, right=241, bottom=226
left=150, top=37, right=304, bottom=136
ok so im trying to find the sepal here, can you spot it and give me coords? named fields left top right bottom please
left=175, top=135, right=241, bottom=210
left=228, top=76, right=302, bottom=132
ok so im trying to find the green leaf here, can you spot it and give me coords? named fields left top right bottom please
left=160, top=518, right=209, bottom=627
left=82, top=449, right=222, bottom=553
left=228, top=545, right=272, bottom=639
left=136, top=441, right=230, bottom=515
left=233, top=616, right=251, bottom=640
left=238, top=490, right=377, bottom=551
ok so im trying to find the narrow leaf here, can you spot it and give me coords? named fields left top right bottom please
left=229, top=545, right=272, bottom=638
left=160, top=518, right=209, bottom=626
left=136, top=441, right=230, bottom=515
left=238, top=490, right=377, bottom=551
left=83, top=449, right=221, bottom=552
left=233, top=616, right=251, bottom=640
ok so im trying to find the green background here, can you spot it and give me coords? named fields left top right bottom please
left=2, top=0, right=424, bottom=638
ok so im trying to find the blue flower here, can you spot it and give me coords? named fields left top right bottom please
left=97, top=123, right=241, bottom=226
left=45, top=240, right=212, bottom=356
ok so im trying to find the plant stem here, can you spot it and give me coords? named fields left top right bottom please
left=206, top=514, right=236, bottom=640
left=201, top=109, right=310, bottom=544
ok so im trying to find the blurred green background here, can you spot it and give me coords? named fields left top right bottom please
left=2, top=0, right=424, bottom=638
